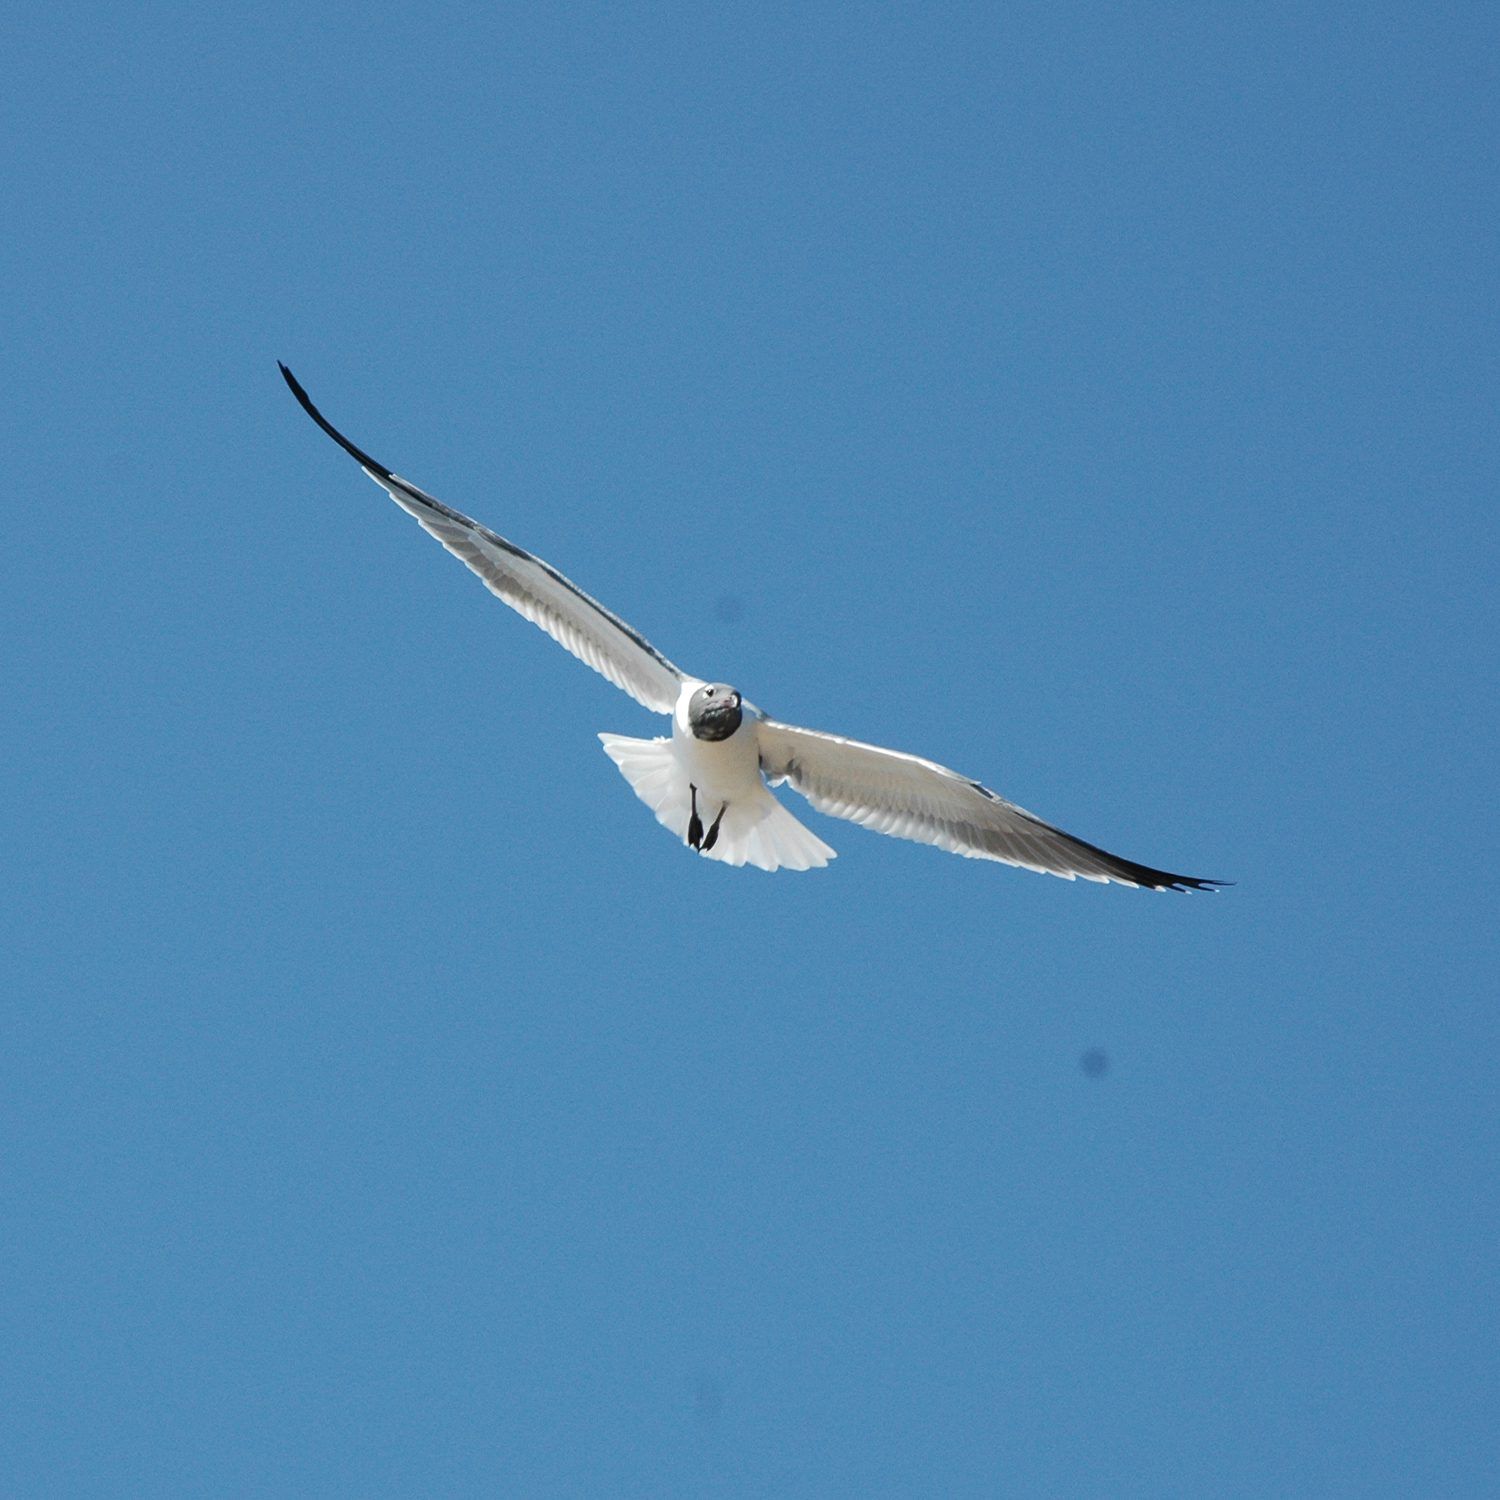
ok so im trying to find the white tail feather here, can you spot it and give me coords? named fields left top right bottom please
left=599, top=734, right=835, bottom=873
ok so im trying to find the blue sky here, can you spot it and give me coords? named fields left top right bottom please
left=4, top=3, right=1496, bottom=1495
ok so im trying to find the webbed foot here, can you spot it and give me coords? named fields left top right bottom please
left=702, top=802, right=727, bottom=852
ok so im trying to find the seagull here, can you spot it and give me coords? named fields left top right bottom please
left=280, top=365, right=1224, bottom=890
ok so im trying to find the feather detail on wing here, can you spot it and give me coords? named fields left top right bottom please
left=756, top=718, right=1223, bottom=891
left=280, top=365, right=686, bottom=714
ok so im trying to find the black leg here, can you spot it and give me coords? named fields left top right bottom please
left=702, top=802, right=727, bottom=852
left=687, top=784, right=703, bottom=849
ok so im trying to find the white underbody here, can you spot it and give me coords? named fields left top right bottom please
left=599, top=684, right=835, bottom=872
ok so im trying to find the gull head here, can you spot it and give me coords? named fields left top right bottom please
left=688, top=683, right=744, bottom=742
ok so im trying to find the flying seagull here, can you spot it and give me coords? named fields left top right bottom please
left=280, top=365, right=1223, bottom=890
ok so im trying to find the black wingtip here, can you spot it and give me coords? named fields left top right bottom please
left=1074, top=840, right=1231, bottom=893
left=1122, top=867, right=1231, bottom=893
left=1161, top=876, right=1232, bottom=894
left=277, top=360, right=309, bottom=406
left=277, top=362, right=395, bottom=481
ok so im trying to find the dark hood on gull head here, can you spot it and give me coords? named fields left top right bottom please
left=687, top=684, right=743, bottom=741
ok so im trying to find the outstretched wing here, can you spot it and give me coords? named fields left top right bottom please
left=756, top=718, right=1223, bottom=891
left=280, top=365, right=687, bottom=714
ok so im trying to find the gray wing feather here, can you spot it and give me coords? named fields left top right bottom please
left=280, top=365, right=686, bottom=714
left=756, top=718, right=1221, bottom=891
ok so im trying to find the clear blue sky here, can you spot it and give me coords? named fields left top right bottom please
left=5, top=4, right=1496, bottom=1495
